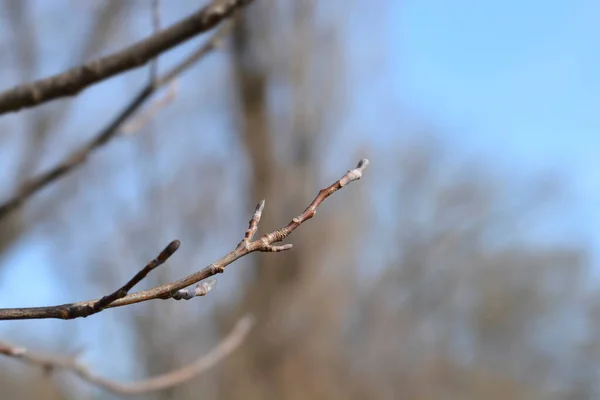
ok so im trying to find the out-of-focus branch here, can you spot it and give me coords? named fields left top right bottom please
left=0, top=22, right=235, bottom=221
left=0, top=316, right=254, bottom=396
left=121, top=81, right=178, bottom=136
left=0, top=0, right=254, bottom=115
left=0, top=159, right=370, bottom=320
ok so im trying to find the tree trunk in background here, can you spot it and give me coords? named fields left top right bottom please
left=216, top=2, right=344, bottom=399
left=216, top=2, right=366, bottom=398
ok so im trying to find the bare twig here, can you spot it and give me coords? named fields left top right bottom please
left=0, top=22, right=235, bottom=221
left=0, top=0, right=254, bottom=115
left=121, top=81, right=178, bottom=136
left=91, top=240, right=180, bottom=312
left=0, top=159, right=370, bottom=320
left=0, top=316, right=254, bottom=395
left=244, top=199, right=265, bottom=241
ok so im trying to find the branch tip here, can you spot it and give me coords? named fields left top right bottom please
left=257, top=199, right=266, bottom=212
left=245, top=199, right=266, bottom=241
left=357, top=158, right=370, bottom=170
left=158, top=240, right=180, bottom=261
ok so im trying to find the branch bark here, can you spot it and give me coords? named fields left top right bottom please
left=0, top=0, right=253, bottom=115
left=0, top=159, right=370, bottom=320
left=0, top=316, right=253, bottom=396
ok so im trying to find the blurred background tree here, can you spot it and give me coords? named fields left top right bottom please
left=0, top=0, right=598, bottom=399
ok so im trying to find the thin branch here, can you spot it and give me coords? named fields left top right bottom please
left=244, top=199, right=265, bottom=241
left=91, top=240, right=180, bottom=312
left=0, top=0, right=254, bottom=115
left=0, top=316, right=254, bottom=396
left=0, top=159, right=370, bottom=320
left=0, top=22, right=235, bottom=221
left=121, top=81, right=178, bottom=136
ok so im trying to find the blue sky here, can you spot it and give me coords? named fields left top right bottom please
left=396, top=0, right=600, bottom=164
left=1, top=0, right=600, bottom=383
left=400, top=0, right=600, bottom=171
left=2, top=0, right=598, bottom=305
left=388, top=0, right=600, bottom=258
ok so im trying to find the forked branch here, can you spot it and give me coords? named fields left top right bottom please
left=0, top=159, right=370, bottom=320
left=0, top=21, right=236, bottom=221
left=0, top=316, right=254, bottom=395
left=0, top=0, right=254, bottom=115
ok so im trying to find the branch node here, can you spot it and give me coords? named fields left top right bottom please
left=212, top=263, right=225, bottom=274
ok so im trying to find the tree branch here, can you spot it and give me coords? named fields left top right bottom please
left=121, top=81, right=178, bottom=136
left=0, top=0, right=254, bottom=115
left=0, top=21, right=235, bottom=221
left=0, top=316, right=254, bottom=396
left=0, top=159, right=370, bottom=320
left=91, top=240, right=180, bottom=312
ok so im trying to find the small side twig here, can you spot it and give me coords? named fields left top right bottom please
left=92, top=240, right=180, bottom=312
left=0, top=21, right=235, bottom=221
left=0, top=316, right=254, bottom=396
left=244, top=199, right=265, bottom=241
left=0, top=159, right=369, bottom=320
